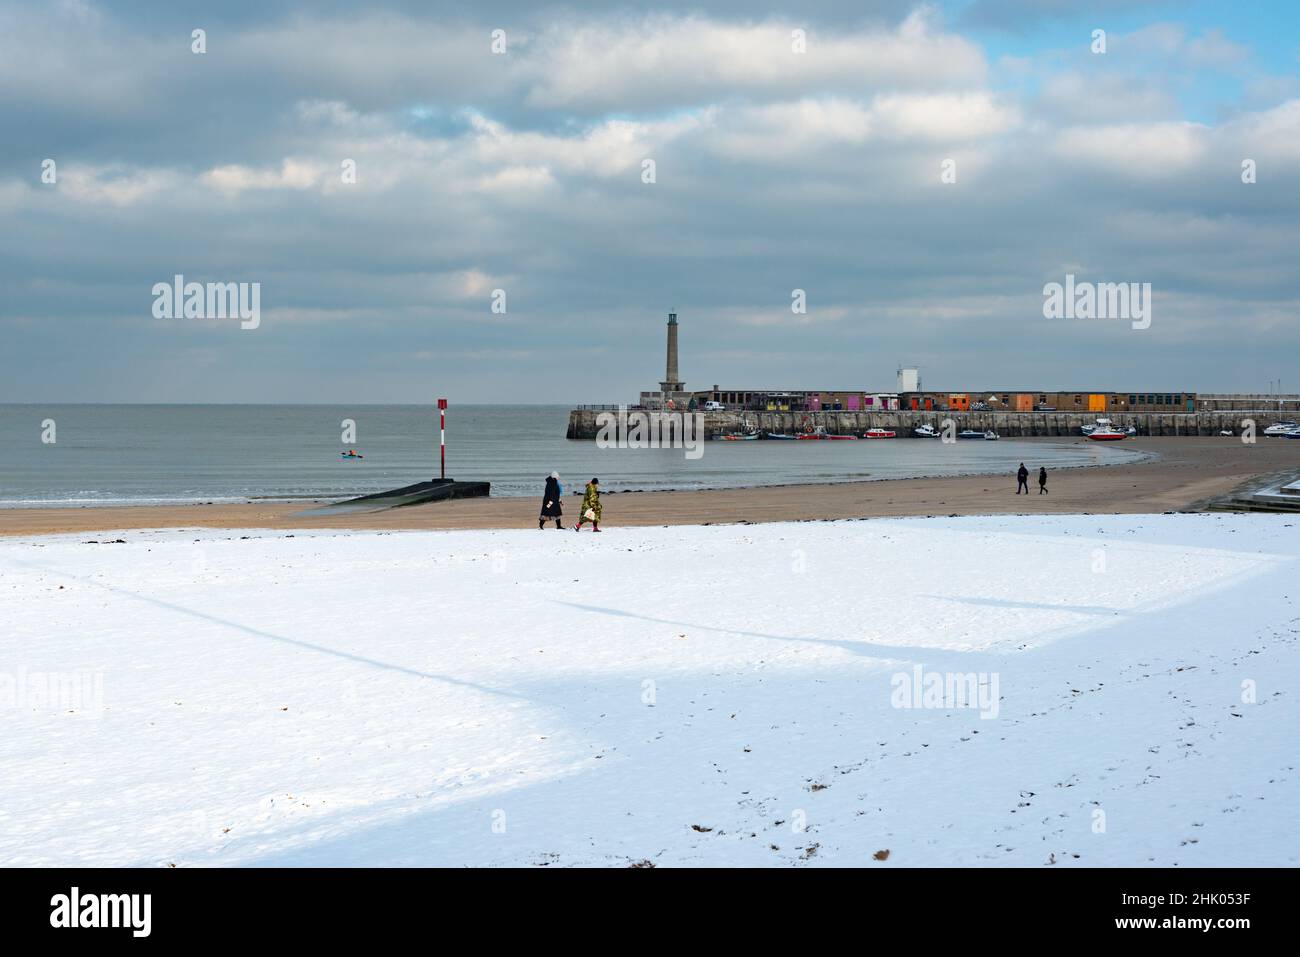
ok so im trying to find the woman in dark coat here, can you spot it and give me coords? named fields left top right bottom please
left=539, top=472, right=564, bottom=529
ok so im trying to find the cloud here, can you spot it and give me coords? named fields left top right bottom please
left=1051, top=121, right=1211, bottom=176
left=522, top=9, right=988, bottom=111
left=56, top=165, right=185, bottom=206
left=201, top=159, right=326, bottom=195
left=1, top=1, right=1297, bottom=402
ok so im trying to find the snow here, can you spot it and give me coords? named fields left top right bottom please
left=1, top=513, right=1296, bottom=867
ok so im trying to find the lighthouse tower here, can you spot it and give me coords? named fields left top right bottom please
left=659, top=312, right=684, bottom=394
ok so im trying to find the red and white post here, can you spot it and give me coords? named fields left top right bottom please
left=437, top=398, right=447, bottom=480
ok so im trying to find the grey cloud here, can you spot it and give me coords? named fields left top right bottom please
left=1, top=0, right=1297, bottom=403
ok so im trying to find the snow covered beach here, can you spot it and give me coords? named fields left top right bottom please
left=2, top=513, right=1296, bottom=867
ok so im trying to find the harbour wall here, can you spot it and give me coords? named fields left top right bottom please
left=565, top=408, right=1290, bottom=439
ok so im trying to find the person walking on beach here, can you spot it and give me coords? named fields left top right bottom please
left=539, top=472, right=564, bottom=529
left=1016, top=463, right=1029, bottom=494
left=1038, top=466, right=1048, bottom=494
left=575, top=478, right=602, bottom=532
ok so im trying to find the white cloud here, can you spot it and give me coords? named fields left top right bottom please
left=201, top=159, right=326, bottom=195
left=58, top=165, right=183, bottom=206
left=1052, top=122, right=1211, bottom=175
left=523, top=9, right=987, bottom=111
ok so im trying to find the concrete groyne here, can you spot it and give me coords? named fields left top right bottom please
left=566, top=408, right=1293, bottom=439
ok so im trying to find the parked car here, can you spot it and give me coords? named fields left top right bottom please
left=702, top=400, right=726, bottom=412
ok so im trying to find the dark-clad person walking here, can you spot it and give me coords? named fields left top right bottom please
left=1038, top=466, right=1048, bottom=494
left=539, top=471, right=564, bottom=529
left=1016, top=463, right=1029, bottom=494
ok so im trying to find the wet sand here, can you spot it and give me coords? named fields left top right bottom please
left=2, top=437, right=1297, bottom=538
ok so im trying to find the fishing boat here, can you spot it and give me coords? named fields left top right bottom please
left=957, top=429, right=985, bottom=440
left=1264, top=421, right=1298, bottom=437
left=721, top=432, right=759, bottom=441
left=765, top=433, right=797, bottom=440
left=983, top=430, right=999, bottom=441
left=914, top=424, right=940, bottom=438
left=1080, top=417, right=1111, bottom=436
left=863, top=428, right=896, bottom=439
left=1088, top=427, right=1126, bottom=441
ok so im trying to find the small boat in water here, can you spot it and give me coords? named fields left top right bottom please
left=957, top=429, right=985, bottom=440
left=863, top=428, right=896, bottom=439
left=1264, top=422, right=1298, bottom=437
left=721, top=432, right=759, bottom=441
left=823, top=433, right=858, bottom=440
left=796, top=426, right=832, bottom=440
left=765, top=433, right=797, bottom=440
left=983, top=430, right=999, bottom=440
left=340, top=451, right=364, bottom=459
left=914, top=424, right=940, bottom=438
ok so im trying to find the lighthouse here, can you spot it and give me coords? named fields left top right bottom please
left=659, top=312, right=684, bottom=394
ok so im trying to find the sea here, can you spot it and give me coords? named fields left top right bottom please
left=0, top=404, right=1148, bottom=507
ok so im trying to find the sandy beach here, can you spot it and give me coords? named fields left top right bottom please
left=2, top=436, right=1296, bottom=537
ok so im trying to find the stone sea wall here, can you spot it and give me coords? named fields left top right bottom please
left=565, top=408, right=1290, bottom=439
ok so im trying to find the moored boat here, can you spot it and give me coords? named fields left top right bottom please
left=983, top=430, right=999, bottom=440
left=863, top=428, right=896, bottom=439
left=957, top=429, right=984, bottom=440
left=765, top=433, right=797, bottom=440
left=914, top=424, right=939, bottom=438
left=1088, top=427, right=1125, bottom=441
left=1264, top=422, right=1298, bottom=437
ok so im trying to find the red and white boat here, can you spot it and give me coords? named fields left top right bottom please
left=823, top=433, right=858, bottom=440
left=1088, top=427, right=1126, bottom=441
left=863, top=428, right=897, bottom=439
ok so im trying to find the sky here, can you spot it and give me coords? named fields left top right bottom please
left=2, top=0, right=1298, bottom=403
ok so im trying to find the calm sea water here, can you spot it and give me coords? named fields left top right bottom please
left=0, top=404, right=1147, bottom=507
